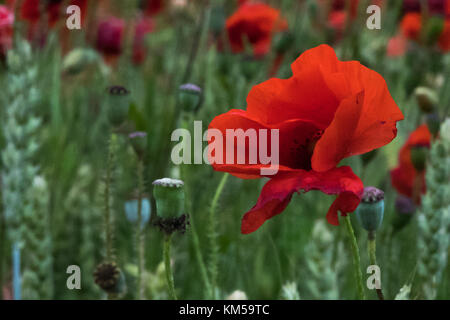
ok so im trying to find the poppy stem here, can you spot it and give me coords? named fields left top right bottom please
left=368, top=231, right=384, bottom=300
left=136, top=159, right=145, bottom=300
left=208, top=173, right=229, bottom=299
left=344, top=215, right=366, bottom=300
left=164, top=234, right=177, bottom=300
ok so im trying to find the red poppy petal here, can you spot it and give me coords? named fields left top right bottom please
left=246, top=66, right=340, bottom=128
left=312, top=66, right=403, bottom=172
left=241, top=166, right=363, bottom=234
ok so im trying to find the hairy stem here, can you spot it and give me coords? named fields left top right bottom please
left=164, top=234, right=177, bottom=300
left=137, top=159, right=145, bottom=300
left=344, top=215, right=366, bottom=300
left=368, top=231, right=384, bottom=300
left=208, top=173, right=229, bottom=299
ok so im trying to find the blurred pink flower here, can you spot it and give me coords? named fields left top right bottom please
left=387, top=34, right=408, bottom=57
left=0, top=5, right=14, bottom=56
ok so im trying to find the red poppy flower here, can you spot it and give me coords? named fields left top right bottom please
left=390, top=125, right=431, bottom=201
left=20, top=0, right=88, bottom=27
left=143, top=0, right=165, bottom=16
left=226, top=2, right=288, bottom=56
left=438, top=18, right=450, bottom=51
left=208, top=45, right=404, bottom=233
left=96, top=17, right=125, bottom=56
left=0, top=5, right=14, bottom=56
left=401, top=12, right=422, bottom=40
left=133, top=17, right=154, bottom=64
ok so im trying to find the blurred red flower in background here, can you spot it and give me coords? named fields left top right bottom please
left=143, top=0, right=165, bottom=16
left=401, top=12, right=422, bottom=40
left=390, top=125, right=431, bottom=203
left=209, top=45, right=403, bottom=233
left=0, top=5, right=14, bottom=56
left=133, top=17, right=154, bottom=64
left=226, top=2, right=288, bottom=56
left=96, top=16, right=125, bottom=57
left=20, top=0, right=88, bottom=27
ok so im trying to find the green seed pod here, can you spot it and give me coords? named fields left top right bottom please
left=355, top=187, right=385, bottom=232
left=410, top=145, right=428, bottom=172
left=106, top=86, right=131, bottom=127
left=62, top=48, right=99, bottom=75
left=128, top=131, right=148, bottom=158
left=178, top=84, right=202, bottom=113
left=152, top=178, right=185, bottom=219
left=414, top=87, right=438, bottom=114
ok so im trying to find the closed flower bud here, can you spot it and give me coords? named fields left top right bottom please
left=62, top=48, right=99, bottom=75
left=415, top=87, right=438, bottom=114
left=124, top=193, right=151, bottom=229
left=393, top=195, right=415, bottom=232
left=152, top=178, right=185, bottom=219
left=410, top=144, right=428, bottom=172
left=355, top=187, right=385, bottom=232
left=106, top=86, right=131, bottom=127
left=94, top=262, right=127, bottom=295
left=129, top=131, right=148, bottom=158
left=178, top=83, right=202, bottom=113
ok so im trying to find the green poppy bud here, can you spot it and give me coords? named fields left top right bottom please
left=62, top=48, right=99, bottom=75
left=152, top=178, right=185, bottom=219
left=106, top=86, right=131, bottom=127
left=94, top=262, right=127, bottom=296
left=178, top=84, right=202, bottom=113
left=355, top=187, right=385, bottom=232
left=414, top=87, right=438, bottom=114
left=410, top=145, right=428, bottom=172
left=128, top=131, right=148, bottom=158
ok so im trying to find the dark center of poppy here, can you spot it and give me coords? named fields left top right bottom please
left=289, top=129, right=324, bottom=171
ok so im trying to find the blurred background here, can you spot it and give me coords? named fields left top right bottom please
left=0, top=0, right=449, bottom=300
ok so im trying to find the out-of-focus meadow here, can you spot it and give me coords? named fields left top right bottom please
left=0, top=0, right=449, bottom=300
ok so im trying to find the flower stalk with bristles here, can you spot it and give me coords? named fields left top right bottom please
left=417, top=118, right=450, bottom=299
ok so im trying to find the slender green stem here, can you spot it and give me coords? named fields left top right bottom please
left=164, top=234, right=177, bottom=300
left=368, top=231, right=384, bottom=300
left=0, top=207, right=4, bottom=300
left=208, top=173, right=229, bottom=299
left=136, top=159, right=145, bottom=300
left=180, top=163, right=212, bottom=299
left=344, top=215, right=366, bottom=300
left=104, top=133, right=117, bottom=263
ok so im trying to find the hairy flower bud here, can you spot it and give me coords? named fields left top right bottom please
left=355, top=187, right=385, bottom=232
